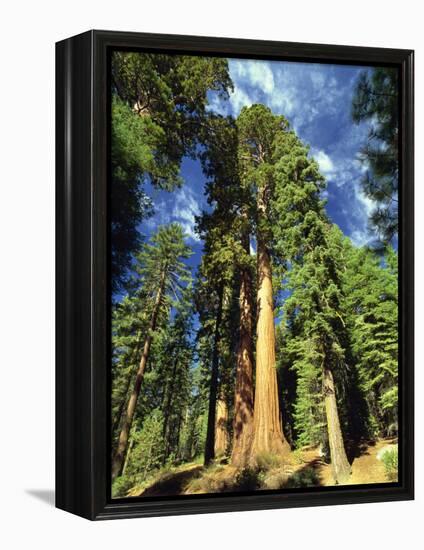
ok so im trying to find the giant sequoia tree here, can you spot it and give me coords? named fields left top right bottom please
left=237, top=105, right=291, bottom=459
left=112, top=223, right=192, bottom=479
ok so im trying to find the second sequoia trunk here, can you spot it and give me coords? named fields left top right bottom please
left=215, top=396, right=229, bottom=457
left=231, top=231, right=255, bottom=467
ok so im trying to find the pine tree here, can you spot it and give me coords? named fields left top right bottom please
left=272, top=130, right=351, bottom=483
left=112, top=223, right=192, bottom=479
left=352, top=68, right=399, bottom=244
left=343, top=244, right=398, bottom=436
left=159, top=287, right=195, bottom=459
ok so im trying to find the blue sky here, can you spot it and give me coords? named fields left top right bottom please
left=139, top=57, right=381, bottom=281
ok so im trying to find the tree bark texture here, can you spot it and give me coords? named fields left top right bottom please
left=323, top=367, right=351, bottom=484
left=231, top=232, right=255, bottom=467
left=214, top=397, right=229, bottom=457
left=251, top=188, right=290, bottom=460
left=204, top=285, right=224, bottom=465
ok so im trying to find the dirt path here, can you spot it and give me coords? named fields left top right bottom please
left=130, top=438, right=396, bottom=497
left=299, top=438, right=396, bottom=486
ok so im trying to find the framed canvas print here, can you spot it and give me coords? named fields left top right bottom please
left=56, top=30, right=414, bottom=520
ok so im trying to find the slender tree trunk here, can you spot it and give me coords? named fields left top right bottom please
left=323, top=367, right=351, bottom=484
left=112, top=270, right=166, bottom=480
left=112, top=334, right=142, bottom=437
left=231, top=230, right=255, bottom=467
left=251, top=188, right=290, bottom=460
left=204, top=284, right=224, bottom=465
left=122, top=434, right=135, bottom=476
left=162, top=354, right=179, bottom=460
left=215, top=396, right=229, bottom=457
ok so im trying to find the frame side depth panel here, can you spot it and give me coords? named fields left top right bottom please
left=56, top=31, right=95, bottom=520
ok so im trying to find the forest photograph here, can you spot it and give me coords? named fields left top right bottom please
left=110, top=51, right=399, bottom=499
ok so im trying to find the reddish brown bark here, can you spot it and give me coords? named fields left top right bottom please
left=251, top=187, right=290, bottom=461
left=214, top=397, right=229, bottom=457
left=231, top=233, right=255, bottom=467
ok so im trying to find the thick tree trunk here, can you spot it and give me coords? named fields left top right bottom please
left=323, top=367, right=351, bottom=484
left=204, top=285, right=224, bottom=465
left=214, top=397, right=229, bottom=457
left=251, top=188, right=290, bottom=460
left=231, top=232, right=255, bottom=467
left=111, top=270, right=166, bottom=480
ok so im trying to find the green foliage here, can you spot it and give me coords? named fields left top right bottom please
left=285, top=467, right=321, bottom=488
left=233, top=468, right=261, bottom=491
left=111, top=474, right=136, bottom=498
left=381, top=447, right=398, bottom=481
left=111, top=52, right=233, bottom=289
left=343, top=244, right=398, bottom=435
left=271, top=130, right=347, bottom=449
left=352, top=68, right=399, bottom=244
left=125, top=409, right=166, bottom=478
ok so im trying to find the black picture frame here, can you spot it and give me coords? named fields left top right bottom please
left=56, top=29, right=414, bottom=521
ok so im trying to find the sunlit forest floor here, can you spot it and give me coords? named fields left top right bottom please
left=125, top=438, right=397, bottom=497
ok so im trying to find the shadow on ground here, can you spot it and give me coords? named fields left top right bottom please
left=25, top=489, right=55, bottom=507
left=282, top=458, right=324, bottom=488
left=140, top=466, right=203, bottom=497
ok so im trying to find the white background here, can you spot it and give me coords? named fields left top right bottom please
left=0, top=0, right=421, bottom=547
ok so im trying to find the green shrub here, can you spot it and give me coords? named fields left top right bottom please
left=381, top=447, right=398, bottom=481
left=292, top=448, right=306, bottom=465
left=234, top=468, right=261, bottom=491
left=111, top=475, right=136, bottom=498
left=126, top=409, right=166, bottom=478
left=285, top=467, right=320, bottom=488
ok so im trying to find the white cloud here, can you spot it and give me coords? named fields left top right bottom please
left=230, top=60, right=275, bottom=94
left=348, top=184, right=376, bottom=246
left=144, top=187, right=202, bottom=244
left=172, top=187, right=201, bottom=243
left=229, top=84, right=255, bottom=115
left=350, top=229, right=371, bottom=247
left=268, top=88, right=295, bottom=117
left=311, top=149, right=335, bottom=176
left=355, top=187, right=375, bottom=218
